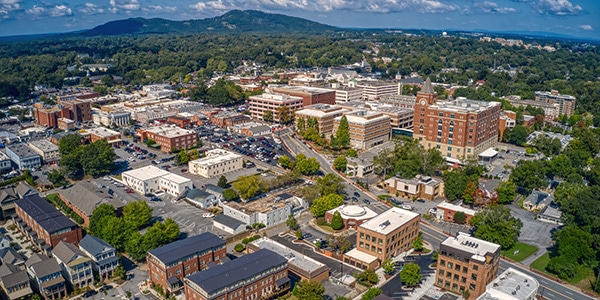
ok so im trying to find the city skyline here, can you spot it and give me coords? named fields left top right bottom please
left=0, top=0, right=598, bottom=40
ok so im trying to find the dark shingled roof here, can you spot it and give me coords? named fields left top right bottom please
left=213, top=214, right=245, bottom=230
left=16, top=195, right=77, bottom=235
left=148, top=232, right=225, bottom=266
left=185, top=249, right=287, bottom=295
left=79, top=235, right=114, bottom=257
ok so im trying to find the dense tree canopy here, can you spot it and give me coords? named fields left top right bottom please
left=469, top=205, right=523, bottom=250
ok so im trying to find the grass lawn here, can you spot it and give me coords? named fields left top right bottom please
left=530, top=252, right=551, bottom=273
left=501, top=242, right=538, bottom=262
left=114, top=174, right=122, bottom=180
left=317, top=224, right=334, bottom=233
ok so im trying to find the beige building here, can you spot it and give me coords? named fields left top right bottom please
left=122, top=166, right=193, bottom=197
left=504, top=97, right=560, bottom=122
left=294, top=104, right=349, bottom=136
left=383, top=175, right=443, bottom=201
left=333, top=110, right=391, bottom=150
left=188, top=149, right=243, bottom=178
left=376, top=106, right=414, bottom=129
left=28, top=139, right=60, bottom=163
left=353, top=81, right=401, bottom=100
left=248, top=93, right=303, bottom=122
left=344, top=207, right=420, bottom=269
left=328, top=85, right=363, bottom=103
left=534, top=90, right=576, bottom=117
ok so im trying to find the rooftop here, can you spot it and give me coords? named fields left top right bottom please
left=148, top=233, right=225, bottom=266
left=185, top=249, right=287, bottom=296
left=57, top=181, right=124, bottom=216
left=477, top=267, right=539, bottom=300
left=189, top=149, right=241, bottom=168
left=6, top=143, right=40, bottom=158
left=78, top=235, right=114, bottom=257
left=27, top=253, right=62, bottom=278
left=213, top=214, right=245, bottom=230
left=225, top=193, right=293, bottom=214
left=336, top=110, right=390, bottom=126
left=85, top=127, right=121, bottom=138
left=436, top=202, right=477, bottom=216
left=28, top=139, right=59, bottom=153
left=327, top=205, right=378, bottom=221
left=16, top=195, right=77, bottom=235
left=344, top=248, right=378, bottom=264
left=53, top=241, right=90, bottom=266
left=295, top=105, right=348, bottom=118
left=431, top=98, right=501, bottom=113
left=249, top=93, right=303, bottom=103
left=142, top=125, right=194, bottom=138
left=250, top=238, right=326, bottom=274
left=271, top=85, right=335, bottom=95
left=441, top=232, right=500, bottom=263
left=122, top=165, right=170, bottom=182
left=161, top=173, right=192, bottom=185
left=359, top=207, right=419, bottom=235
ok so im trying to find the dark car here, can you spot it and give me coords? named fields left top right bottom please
left=417, top=199, right=426, bottom=203
left=150, top=197, right=162, bottom=202
left=352, top=197, right=358, bottom=202
left=363, top=199, right=370, bottom=204
left=353, top=192, right=360, bottom=197
left=302, top=232, right=312, bottom=239
left=181, top=169, right=187, bottom=173
left=83, top=290, right=97, bottom=298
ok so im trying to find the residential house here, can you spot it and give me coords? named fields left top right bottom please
left=78, top=235, right=119, bottom=280
left=26, top=253, right=67, bottom=300
left=0, top=182, right=39, bottom=221
left=52, top=241, right=94, bottom=289
left=0, top=248, right=26, bottom=268
left=0, top=263, right=33, bottom=300
left=383, top=175, right=443, bottom=201
left=184, top=189, right=216, bottom=209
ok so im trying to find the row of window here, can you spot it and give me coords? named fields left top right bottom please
left=437, top=279, right=475, bottom=293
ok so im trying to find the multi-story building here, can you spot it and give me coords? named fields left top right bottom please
left=435, top=202, right=477, bottom=224
left=0, top=152, right=12, bottom=173
left=13, top=195, right=83, bottom=253
left=167, top=116, right=192, bottom=128
left=183, top=249, right=290, bottom=300
left=188, top=149, right=243, bottom=178
left=0, top=263, right=33, bottom=300
left=137, top=125, right=198, bottom=152
left=344, top=207, right=420, bottom=269
left=26, top=253, right=67, bottom=300
left=248, top=93, right=303, bottom=122
left=78, top=235, right=119, bottom=280
left=380, top=94, right=417, bottom=109
left=28, top=139, right=60, bottom=164
left=223, top=195, right=294, bottom=228
left=92, top=111, right=131, bottom=127
left=498, top=111, right=517, bottom=141
left=355, top=81, right=401, bottom=100
left=147, top=233, right=226, bottom=293
left=413, top=78, right=501, bottom=159
left=435, top=232, right=501, bottom=298
left=56, top=181, right=124, bottom=227
left=52, top=241, right=93, bottom=289
left=376, top=106, right=414, bottom=129
left=332, top=110, right=391, bottom=150
left=135, top=109, right=178, bottom=124
left=270, top=86, right=336, bottom=107
left=209, top=112, right=252, bottom=128
left=294, top=104, right=349, bottom=137
left=476, top=267, right=539, bottom=300
left=57, top=118, right=75, bottom=131
left=324, top=205, right=378, bottom=230
left=504, top=97, right=560, bottom=122
left=0, top=182, right=38, bottom=221
left=122, top=165, right=193, bottom=197
left=58, top=99, right=92, bottom=123
left=328, top=85, right=363, bottom=103
left=84, top=127, right=122, bottom=146
left=535, top=90, right=576, bottom=117
left=5, top=144, right=42, bottom=170
left=33, top=104, right=70, bottom=128
left=383, top=175, right=443, bottom=201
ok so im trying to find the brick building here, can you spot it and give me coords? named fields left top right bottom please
left=167, top=116, right=192, bottom=128
left=13, top=195, right=83, bottom=254
left=324, top=205, right=378, bottom=230
left=147, top=233, right=226, bottom=293
left=137, top=125, right=198, bottom=152
left=413, top=78, right=501, bottom=159
left=435, top=233, right=500, bottom=298
left=56, top=181, right=124, bottom=227
left=183, top=249, right=290, bottom=300
left=84, top=127, right=122, bottom=146
left=33, top=99, right=91, bottom=128
left=248, top=93, right=303, bottom=122
left=270, top=86, right=336, bottom=107
left=435, top=202, right=476, bottom=224
left=58, top=99, right=92, bottom=123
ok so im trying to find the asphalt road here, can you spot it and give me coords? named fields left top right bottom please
left=419, top=224, right=595, bottom=300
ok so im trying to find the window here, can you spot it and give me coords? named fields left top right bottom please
left=473, top=265, right=478, bottom=271
left=438, top=119, right=443, bottom=124
left=471, top=274, right=477, bottom=280
left=455, top=264, right=461, bottom=271
left=469, top=284, right=476, bottom=291
left=461, top=277, right=467, bottom=283
left=439, top=270, right=445, bottom=276
left=449, top=127, right=454, bottom=132
left=447, top=262, right=453, bottom=269
left=440, top=260, right=445, bottom=267
left=462, top=267, right=468, bottom=273
left=448, top=147, right=452, bottom=151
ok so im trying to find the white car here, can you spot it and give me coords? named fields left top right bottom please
left=401, top=204, right=413, bottom=211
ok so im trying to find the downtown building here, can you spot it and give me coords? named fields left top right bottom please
left=332, top=110, right=391, bottom=150
left=247, top=93, right=303, bottom=122
left=294, top=104, right=349, bottom=137
left=534, top=90, right=576, bottom=117
left=270, top=85, right=336, bottom=107
left=137, top=125, right=198, bottom=152
left=413, top=78, right=501, bottom=160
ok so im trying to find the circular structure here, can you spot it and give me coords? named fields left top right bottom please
left=340, top=205, right=368, bottom=218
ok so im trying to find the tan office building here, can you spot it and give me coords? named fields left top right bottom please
left=248, top=93, right=303, bottom=122
left=333, top=110, right=391, bottom=150
left=294, top=104, right=349, bottom=136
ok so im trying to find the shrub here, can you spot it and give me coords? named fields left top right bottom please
left=316, top=217, right=326, bottom=226
left=241, top=238, right=250, bottom=245
left=234, top=244, right=245, bottom=252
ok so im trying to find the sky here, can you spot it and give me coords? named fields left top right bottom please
left=0, top=0, right=598, bottom=40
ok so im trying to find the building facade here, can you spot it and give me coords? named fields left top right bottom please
left=122, top=166, right=193, bottom=197
left=332, top=110, right=391, bottom=150
left=137, top=125, right=198, bottom=152
left=271, top=86, right=336, bottom=107
left=435, top=202, right=476, bottom=224
left=52, top=241, right=93, bottom=289
left=355, top=81, right=401, bottom=100
left=294, top=104, right=349, bottom=137
left=28, top=140, right=60, bottom=164
left=413, top=78, right=501, bottom=159
left=0, top=152, right=12, bottom=173
left=534, top=90, right=576, bottom=117
left=78, top=235, right=119, bottom=280
left=324, top=205, right=378, bottom=230
left=147, top=233, right=226, bottom=293
left=5, top=144, right=42, bottom=170
left=26, top=254, right=67, bottom=300
left=248, top=93, right=303, bottom=122
left=85, top=127, right=122, bottom=146
left=383, top=175, right=443, bottom=201
left=435, top=233, right=501, bottom=298
left=188, top=149, right=243, bottom=178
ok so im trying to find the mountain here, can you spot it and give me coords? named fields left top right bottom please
left=81, top=10, right=339, bottom=36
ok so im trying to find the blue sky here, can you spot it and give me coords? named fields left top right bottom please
left=0, top=0, right=598, bottom=40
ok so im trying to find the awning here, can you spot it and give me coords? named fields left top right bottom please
left=167, top=277, right=181, bottom=285
left=276, top=277, right=290, bottom=287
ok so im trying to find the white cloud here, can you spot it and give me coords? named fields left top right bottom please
left=144, top=5, right=177, bottom=13
left=25, top=4, right=73, bottom=18
left=579, top=24, right=593, bottom=31
left=476, top=1, right=516, bottom=14
left=109, top=0, right=140, bottom=12
left=79, top=3, right=104, bottom=15
left=531, top=0, right=582, bottom=15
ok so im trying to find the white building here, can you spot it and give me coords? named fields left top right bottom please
left=477, top=268, right=539, bottom=300
left=188, top=149, right=243, bottom=178
left=92, top=110, right=131, bottom=127
left=28, top=140, right=60, bottom=164
left=328, top=85, right=363, bottom=103
left=222, top=193, right=306, bottom=228
left=122, top=165, right=193, bottom=197
left=0, top=151, right=13, bottom=173
left=353, top=81, right=401, bottom=100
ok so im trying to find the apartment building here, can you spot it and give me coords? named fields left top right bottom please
left=376, top=106, right=414, bottom=129
left=26, top=254, right=67, bottom=300
left=435, top=233, right=501, bottom=298
left=188, top=149, right=243, bottom=178
left=147, top=233, right=226, bottom=293
left=344, top=207, right=420, bottom=269
left=332, top=110, right=391, bottom=150
left=33, top=99, right=91, bottom=128
left=294, top=104, right=349, bottom=136
left=504, top=97, right=560, bottom=122
left=270, top=85, right=336, bottom=107
left=137, top=125, right=198, bottom=152
left=534, top=90, right=576, bottom=117
left=383, top=175, right=443, bottom=201
left=354, top=81, right=401, bottom=100
left=58, top=99, right=92, bottom=123
left=248, top=93, right=303, bottom=122
left=380, top=94, right=417, bottom=109
left=413, top=78, right=501, bottom=159
left=28, top=139, right=60, bottom=164
left=328, top=85, right=363, bottom=103
left=0, top=263, right=33, bottom=300
left=13, top=195, right=83, bottom=254
left=183, top=249, right=290, bottom=300
left=122, top=165, right=193, bottom=197
left=52, top=241, right=93, bottom=289
left=78, top=235, right=119, bottom=279
left=5, top=144, right=42, bottom=170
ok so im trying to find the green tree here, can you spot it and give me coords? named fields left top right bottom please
left=346, top=148, right=358, bottom=157
left=333, top=156, right=348, bottom=172
left=232, top=174, right=268, bottom=199
left=357, top=269, right=379, bottom=284
left=89, top=204, right=116, bottom=236
left=101, top=75, right=115, bottom=87
left=442, top=169, right=470, bottom=201
left=276, top=106, right=291, bottom=124
left=59, top=134, right=82, bottom=156
left=175, top=150, right=189, bottom=165
left=413, top=233, right=424, bottom=252
left=222, top=188, right=239, bottom=201
left=234, top=244, right=245, bottom=252
left=145, top=139, right=156, bottom=147
left=295, top=154, right=320, bottom=175
left=80, top=140, right=116, bottom=176
left=188, top=149, right=200, bottom=161
left=286, top=214, right=299, bottom=230
left=331, top=211, right=344, bottom=230
left=47, top=169, right=68, bottom=187
left=335, top=115, right=350, bottom=148
left=122, top=200, right=153, bottom=229
left=400, top=263, right=422, bottom=287
left=508, top=125, right=528, bottom=146
left=382, top=258, right=395, bottom=275
left=295, top=280, right=324, bottom=300
left=315, top=173, right=345, bottom=196
left=361, top=288, right=382, bottom=300
left=495, top=180, right=517, bottom=204
left=509, top=160, right=547, bottom=193
left=125, top=231, right=146, bottom=261
left=462, top=181, right=478, bottom=205
left=297, top=185, right=320, bottom=204
left=310, top=194, right=344, bottom=217
left=263, top=110, right=274, bottom=122
left=469, top=205, right=523, bottom=249
left=278, top=155, right=293, bottom=169
left=453, top=211, right=467, bottom=224
left=295, top=229, right=303, bottom=239
left=101, top=216, right=132, bottom=251
left=113, top=265, right=126, bottom=280
left=217, top=175, right=228, bottom=188
left=326, top=232, right=352, bottom=253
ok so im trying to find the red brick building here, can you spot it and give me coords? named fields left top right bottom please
left=13, top=195, right=83, bottom=254
left=137, top=125, right=198, bottom=152
left=147, top=233, right=226, bottom=293
left=184, top=249, right=290, bottom=300
left=270, top=86, right=336, bottom=107
left=413, top=78, right=501, bottom=159
left=209, top=112, right=252, bottom=128
left=435, top=202, right=476, bottom=224
left=167, top=116, right=192, bottom=128
left=33, top=99, right=92, bottom=127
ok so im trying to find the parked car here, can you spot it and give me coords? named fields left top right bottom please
left=353, top=192, right=360, bottom=197
left=302, top=232, right=312, bottom=239
left=401, top=204, right=413, bottom=211
left=363, top=199, right=370, bottom=204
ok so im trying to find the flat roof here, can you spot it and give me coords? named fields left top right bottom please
left=295, top=106, right=349, bottom=118
left=436, top=202, right=477, bottom=216
left=430, top=98, right=501, bottom=113
left=336, top=110, right=390, bottom=126
left=189, top=149, right=241, bottom=168
left=250, top=238, right=326, bottom=273
left=441, top=232, right=500, bottom=263
left=122, top=165, right=170, bottom=181
left=225, top=193, right=291, bottom=214
left=28, top=139, right=59, bottom=153
left=271, top=85, right=335, bottom=95
left=478, top=267, right=539, bottom=300
left=143, top=125, right=194, bottom=138
left=161, top=173, right=192, bottom=184
left=359, top=207, right=419, bottom=235
left=85, top=127, right=120, bottom=138
left=6, top=143, right=40, bottom=158
left=344, top=248, right=378, bottom=264
left=148, top=233, right=225, bottom=266
left=327, top=205, right=378, bottom=221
